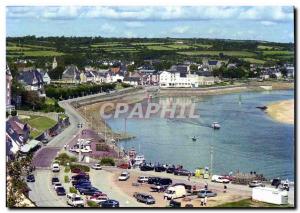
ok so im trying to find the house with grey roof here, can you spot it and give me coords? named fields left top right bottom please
left=62, top=65, right=81, bottom=83
left=18, top=69, right=46, bottom=96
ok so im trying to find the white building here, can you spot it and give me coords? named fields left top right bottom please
left=159, top=71, right=198, bottom=88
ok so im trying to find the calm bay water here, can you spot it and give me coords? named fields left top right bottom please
left=107, top=90, right=294, bottom=180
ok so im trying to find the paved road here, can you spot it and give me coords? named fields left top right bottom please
left=28, top=170, right=68, bottom=207
left=32, top=100, right=86, bottom=168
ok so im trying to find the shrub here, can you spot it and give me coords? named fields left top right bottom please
left=70, top=164, right=90, bottom=172
left=87, top=201, right=99, bottom=207
left=69, top=187, right=77, bottom=194
left=64, top=175, right=69, bottom=183
left=100, top=157, right=115, bottom=166
left=55, top=153, right=76, bottom=166
left=64, top=166, right=70, bottom=173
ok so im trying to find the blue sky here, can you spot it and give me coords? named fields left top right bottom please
left=6, top=6, right=294, bottom=43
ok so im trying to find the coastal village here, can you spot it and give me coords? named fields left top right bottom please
left=6, top=51, right=295, bottom=208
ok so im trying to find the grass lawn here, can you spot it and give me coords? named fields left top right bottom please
left=241, top=58, right=266, bottom=64
left=20, top=115, right=57, bottom=138
left=90, top=42, right=124, bottom=48
left=177, top=51, right=256, bottom=57
left=196, top=44, right=213, bottom=48
left=45, top=97, right=56, bottom=105
left=215, top=199, right=292, bottom=208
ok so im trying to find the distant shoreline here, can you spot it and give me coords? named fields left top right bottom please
left=266, top=99, right=294, bottom=125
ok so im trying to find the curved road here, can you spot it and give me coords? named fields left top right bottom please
left=29, top=100, right=87, bottom=206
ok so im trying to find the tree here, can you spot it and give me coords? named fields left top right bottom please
left=280, top=67, right=288, bottom=77
left=48, top=66, right=64, bottom=80
left=190, top=64, right=198, bottom=72
left=22, top=91, right=43, bottom=110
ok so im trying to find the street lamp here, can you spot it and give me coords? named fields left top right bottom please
left=77, top=123, right=83, bottom=162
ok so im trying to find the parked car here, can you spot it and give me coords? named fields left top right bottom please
left=137, top=176, right=149, bottom=183
left=118, top=171, right=130, bottom=181
left=91, top=163, right=102, bottom=170
left=118, top=163, right=131, bottom=169
left=89, top=195, right=109, bottom=204
left=26, top=174, right=35, bottom=182
left=75, top=182, right=92, bottom=189
left=166, top=166, right=176, bottom=173
left=140, top=164, right=154, bottom=171
left=211, top=175, right=230, bottom=183
left=198, top=189, right=217, bottom=198
left=66, top=193, right=84, bottom=207
left=271, top=178, right=281, bottom=188
left=72, top=173, right=89, bottom=180
left=147, top=177, right=161, bottom=185
left=169, top=199, right=181, bottom=208
left=150, top=178, right=172, bottom=192
left=54, top=183, right=62, bottom=190
left=78, top=187, right=101, bottom=196
left=164, top=185, right=186, bottom=200
left=52, top=163, right=60, bottom=172
left=174, top=169, right=192, bottom=176
left=185, top=204, right=194, bottom=208
left=172, top=183, right=192, bottom=192
left=100, top=199, right=120, bottom=208
left=71, top=168, right=82, bottom=174
left=56, top=186, right=66, bottom=196
left=249, top=180, right=265, bottom=188
left=133, top=192, right=155, bottom=205
left=51, top=177, right=60, bottom=185
left=154, top=165, right=166, bottom=172
left=72, top=179, right=90, bottom=186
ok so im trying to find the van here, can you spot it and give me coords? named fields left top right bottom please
left=52, top=163, right=60, bottom=172
left=211, top=175, right=229, bottom=183
left=164, top=185, right=186, bottom=200
left=66, top=193, right=84, bottom=207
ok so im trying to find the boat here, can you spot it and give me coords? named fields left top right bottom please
left=128, top=148, right=137, bottom=160
left=134, top=155, right=145, bottom=166
left=192, top=136, right=197, bottom=141
left=256, top=106, right=268, bottom=110
left=211, top=122, right=221, bottom=129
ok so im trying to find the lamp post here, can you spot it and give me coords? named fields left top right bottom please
left=77, top=123, right=83, bottom=162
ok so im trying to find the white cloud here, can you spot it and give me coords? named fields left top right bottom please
left=171, top=26, right=190, bottom=34
left=125, top=21, right=144, bottom=28
left=6, top=6, right=294, bottom=23
left=261, top=21, right=276, bottom=26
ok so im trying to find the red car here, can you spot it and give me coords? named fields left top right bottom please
left=118, top=163, right=131, bottom=169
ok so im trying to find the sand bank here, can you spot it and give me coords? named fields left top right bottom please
left=266, top=99, right=294, bottom=125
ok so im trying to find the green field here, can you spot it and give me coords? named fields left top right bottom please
left=20, top=115, right=57, bottom=138
left=147, top=45, right=174, bottom=50
left=131, top=42, right=166, bottom=46
left=215, top=199, right=292, bottom=208
left=165, top=44, right=193, bottom=49
left=196, top=44, right=213, bottom=48
left=177, top=51, right=257, bottom=57
left=91, top=42, right=124, bottom=48
left=257, top=45, right=281, bottom=50
left=21, top=50, right=65, bottom=57
left=241, top=58, right=266, bottom=64
left=262, top=51, right=294, bottom=56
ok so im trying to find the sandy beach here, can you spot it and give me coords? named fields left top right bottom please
left=266, top=99, right=294, bottom=125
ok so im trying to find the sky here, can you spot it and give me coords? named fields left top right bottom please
left=6, top=6, right=294, bottom=43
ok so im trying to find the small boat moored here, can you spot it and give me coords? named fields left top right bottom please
left=211, top=122, right=221, bottom=130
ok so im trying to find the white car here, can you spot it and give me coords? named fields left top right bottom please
left=89, top=195, right=109, bottom=204
left=66, top=193, right=84, bottom=207
left=52, top=163, right=60, bottom=172
left=91, top=164, right=102, bottom=170
left=118, top=171, right=130, bottom=181
left=211, top=175, right=230, bottom=183
left=137, top=176, right=149, bottom=183
left=53, top=183, right=62, bottom=190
